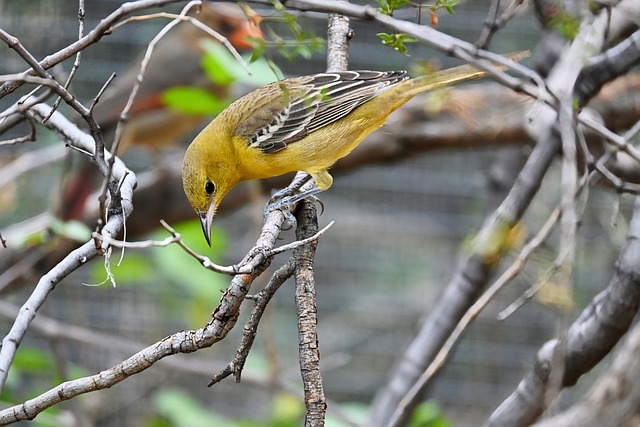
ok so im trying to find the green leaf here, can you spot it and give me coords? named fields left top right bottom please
left=377, top=0, right=407, bottom=15
left=433, top=0, right=459, bottom=14
left=199, top=39, right=279, bottom=86
left=377, top=33, right=416, bottom=55
left=246, top=36, right=266, bottom=63
left=201, top=48, right=235, bottom=85
left=162, top=86, right=231, bottom=116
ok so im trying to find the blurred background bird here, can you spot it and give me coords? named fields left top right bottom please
left=60, top=2, right=264, bottom=221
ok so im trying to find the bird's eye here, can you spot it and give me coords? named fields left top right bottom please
left=205, top=180, right=215, bottom=195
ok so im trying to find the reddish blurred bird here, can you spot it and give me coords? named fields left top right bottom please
left=61, top=3, right=263, bottom=220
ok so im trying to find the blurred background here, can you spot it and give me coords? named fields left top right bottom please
left=0, top=1, right=629, bottom=426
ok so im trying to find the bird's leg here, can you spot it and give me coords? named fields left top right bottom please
left=263, top=172, right=323, bottom=223
left=269, top=172, right=313, bottom=201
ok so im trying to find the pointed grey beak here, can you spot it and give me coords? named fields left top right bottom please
left=198, top=203, right=215, bottom=247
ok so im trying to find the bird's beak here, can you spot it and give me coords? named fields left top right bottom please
left=198, top=202, right=216, bottom=247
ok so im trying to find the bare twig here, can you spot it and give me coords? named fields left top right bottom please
left=0, top=103, right=136, bottom=393
left=0, top=192, right=291, bottom=423
left=208, top=260, right=296, bottom=385
left=476, top=0, right=526, bottom=48
left=0, top=28, right=106, bottom=166
left=0, top=0, right=187, bottom=99
left=90, top=219, right=334, bottom=275
left=0, top=115, right=36, bottom=146
left=88, top=72, right=117, bottom=114
left=43, top=0, right=86, bottom=122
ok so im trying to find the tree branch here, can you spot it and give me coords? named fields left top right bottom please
left=487, top=195, right=640, bottom=426
left=0, top=103, right=136, bottom=393
left=293, top=200, right=326, bottom=426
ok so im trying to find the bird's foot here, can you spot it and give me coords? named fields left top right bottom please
left=263, top=186, right=323, bottom=225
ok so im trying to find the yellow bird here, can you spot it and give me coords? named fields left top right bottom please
left=183, top=59, right=518, bottom=245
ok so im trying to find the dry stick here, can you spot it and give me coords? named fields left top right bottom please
left=0, top=87, right=52, bottom=145
left=0, top=298, right=288, bottom=392
left=294, top=200, right=326, bottom=427
left=43, top=0, right=86, bottom=123
left=388, top=208, right=560, bottom=426
left=532, top=318, right=640, bottom=427
left=0, top=115, right=36, bottom=146
left=208, top=260, right=296, bottom=386
left=475, top=0, right=502, bottom=49
left=0, top=28, right=106, bottom=171
left=0, top=103, right=136, bottom=394
left=476, top=0, right=526, bottom=48
left=88, top=72, right=117, bottom=114
left=286, top=6, right=352, bottom=426
left=0, top=0, right=187, bottom=99
left=0, top=206, right=288, bottom=425
left=90, top=219, right=334, bottom=275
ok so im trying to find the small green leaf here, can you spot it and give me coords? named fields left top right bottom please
left=433, top=0, right=459, bottom=14
left=377, top=33, right=416, bottom=55
left=377, top=33, right=393, bottom=43
left=162, top=87, right=231, bottom=116
left=377, top=0, right=407, bottom=15
left=377, top=0, right=391, bottom=14
left=199, top=39, right=279, bottom=85
left=201, top=47, right=235, bottom=85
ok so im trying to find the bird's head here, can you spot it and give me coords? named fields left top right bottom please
left=182, top=140, right=239, bottom=246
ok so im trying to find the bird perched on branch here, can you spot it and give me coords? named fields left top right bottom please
left=183, top=54, right=527, bottom=245
left=61, top=3, right=263, bottom=221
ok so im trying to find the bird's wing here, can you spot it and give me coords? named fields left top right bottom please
left=238, top=71, right=408, bottom=154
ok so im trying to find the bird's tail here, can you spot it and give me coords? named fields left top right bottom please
left=405, top=51, right=529, bottom=97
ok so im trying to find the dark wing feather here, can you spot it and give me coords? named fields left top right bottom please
left=241, top=70, right=408, bottom=154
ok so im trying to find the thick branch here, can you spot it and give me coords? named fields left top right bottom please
left=487, top=195, right=640, bottom=426
left=294, top=200, right=326, bottom=427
